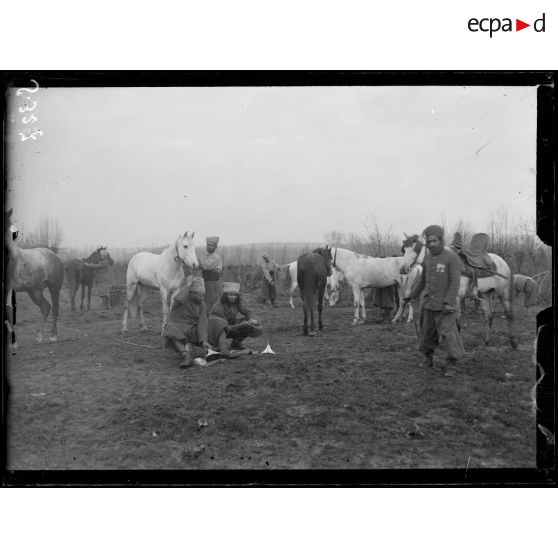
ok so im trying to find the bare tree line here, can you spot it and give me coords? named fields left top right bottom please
left=14, top=209, right=551, bottom=302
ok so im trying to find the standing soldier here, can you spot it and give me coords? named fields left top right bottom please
left=260, top=252, right=278, bottom=306
left=199, top=236, right=223, bottom=314
left=404, top=225, right=465, bottom=377
left=84, top=247, right=114, bottom=309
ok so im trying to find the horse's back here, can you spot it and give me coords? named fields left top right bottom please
left=12, top=248, right=64, bottom=291
left=337, top=248, right=401, bottom=288
left=297, top=253, right=327, bottom=289
left=127, top=251, right=162, bottom=288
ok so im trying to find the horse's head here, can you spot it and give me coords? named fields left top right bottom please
left=401, top=234, right=422, bottom=273
left=176, top=231, right=199, bottom=271
left=100, top=247, right=114, bottom=266
left=313, top=245, right=333, bottom=277
left=327, top=267, right=345, bottom=306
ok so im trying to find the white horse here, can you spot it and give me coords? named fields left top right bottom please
left=120, top=232, right=199, bottom=335
left=280, top=260, right=344, bottom=308
left=327, top=237, right=422, bottom=325
left=415, top=243, right=517, bottom=348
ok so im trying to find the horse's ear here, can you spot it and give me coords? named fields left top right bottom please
left=7, top=208, right=13, bottom=218
left=404, top=232, right=408, bottom=239
left=183, top=231, right=188, bottom=237
left=191, top=231, right=195, bottom=238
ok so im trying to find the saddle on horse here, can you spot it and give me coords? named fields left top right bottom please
left=451, top=232, right=507, bottom=280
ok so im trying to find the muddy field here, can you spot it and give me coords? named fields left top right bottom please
left=5, top=283, right=540, bottom=474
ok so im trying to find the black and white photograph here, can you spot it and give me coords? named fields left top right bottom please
left=3, top=72, right=554, bottom=482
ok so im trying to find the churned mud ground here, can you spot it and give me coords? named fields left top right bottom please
left=5, top=287, right=539, bottom=470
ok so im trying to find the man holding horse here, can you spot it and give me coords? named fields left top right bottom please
left=208, top=282, right=263, bottom=355
left=405, top=225, right=465, bottom=377
left=164, top=277, right=212, bottom=368
left=84, top=247, right=113, bottom=309
left=260, top=252, right=279, bottom=306
left=200, top=236, right=223, bottom=314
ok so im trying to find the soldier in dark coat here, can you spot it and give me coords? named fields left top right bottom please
left=199, top=236, right=223, bottom=314
left=208, top=282, right=263, bottom=355
left=165, top=277, right=211, bottom=368
left=405, top=225, right=465, bottom=376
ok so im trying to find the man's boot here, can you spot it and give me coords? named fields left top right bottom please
left=216, top=332, right=231, bottom=357
left=179, top=343, right=194, bottom=368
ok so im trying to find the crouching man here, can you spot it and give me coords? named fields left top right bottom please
left=208, top=282, right=263, bottom=355
left=165, top=277, right=212, bottom=368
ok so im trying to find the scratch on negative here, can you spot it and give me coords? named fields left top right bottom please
left=475, top=138, right=492, bottom=156
left=530, top=325, right=544, bottom=415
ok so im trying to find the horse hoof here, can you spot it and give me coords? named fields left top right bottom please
left=49, top=336, right=58, bottom=343
left=510, top=338, right=518, bottom=350
left=11, top=343, right=17, bottom=355
left=309, top=330, right=316, bottom=337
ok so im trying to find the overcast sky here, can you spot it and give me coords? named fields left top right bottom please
left=7, top=85, right=537, bottom=248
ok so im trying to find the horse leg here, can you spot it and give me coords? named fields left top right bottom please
left=121, top=281, right=138, bottom=334
left=5, top=289, right=17, bottom=354
left=497, top=290, right=518, bottom=349
left=47, top=286, right=60, bottom=342
left=137, top=285, right=150, bottom=331
left=159, top=289, right=171, bottom=336
left=317, top=286, right=325, bottom=331
left=478, top=294, right=493, bottom=347
left=87, top=279, right=93, bottom=310
left=351, top=286, right=361, bottom=325
left=359, top=290, right=366, bottom=324
left=308, top=305, right=316, bottom=336
left=69, top=282, right=76, bottom=311
left=289, top=285, right=295, bottom=309
left=80, top=283, right=86, bottom=311
left=302, top=306, right=309, bottom=335
left=27, top=289, right=51, bottom=343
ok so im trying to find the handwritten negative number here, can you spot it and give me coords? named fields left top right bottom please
left=19, top=101, right=37, bottom=113
left=16, top=79, right=40, bottom=96
left=22, top=114, right=38, bottom=125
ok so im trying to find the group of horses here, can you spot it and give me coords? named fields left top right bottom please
left=4, top=209, right=117, bottom=354
left=4, top=207, right=527, bottom=355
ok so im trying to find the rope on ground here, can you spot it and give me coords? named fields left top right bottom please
left=116, top=337, right=162, bottom=349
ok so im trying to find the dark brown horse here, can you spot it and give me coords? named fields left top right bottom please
left=66, top=248, right=114, bottom=310
left=296, top=246, right=333, bottom=336
left=4, top=209, right=65, bottom=352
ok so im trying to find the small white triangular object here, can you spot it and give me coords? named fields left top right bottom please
left=206, top=348, right=221, bottom=358
left=262, top=342, right=275, bottom=355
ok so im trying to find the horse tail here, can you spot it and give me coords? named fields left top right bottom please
left=301, top=272, right=315, bottom=314
left=507, top=270, right=515, bottom=319
left=128, top=285, right=140, bottom=317
left=284, top=263, right=294, bottom=287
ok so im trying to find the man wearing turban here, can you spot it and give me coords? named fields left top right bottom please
left=208, top=282, right=263, bottom=355
left=406, top=225, right=465, bottom=376
left=199, top=236, right=223, bottom=314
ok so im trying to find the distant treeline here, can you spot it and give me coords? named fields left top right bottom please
left=17, top=210, right=552, bottom=303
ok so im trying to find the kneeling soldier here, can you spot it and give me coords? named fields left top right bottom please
left=165, top=277, right=211, bottom=368
left=208, top=282, right=263, bottom=355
